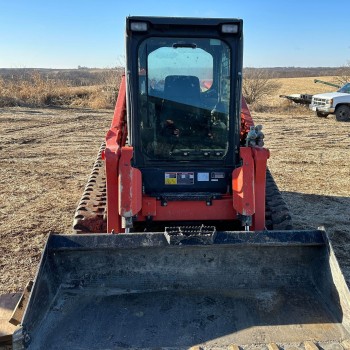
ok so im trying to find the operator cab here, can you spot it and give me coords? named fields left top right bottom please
left=126, top=17, right=243, bottom=195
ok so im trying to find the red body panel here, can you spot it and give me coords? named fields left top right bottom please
left=119, top=146, right=142, bottom=218
left=232, top=147, right=255, bottom=216
left=240, top=97, right=254, bottom=141
left=104, top=75, right=127, bottom=232
left=138, top=195, right=237, bottom=222
left=252, top=147, right=270, bottom=230
left=231, top=146, right=269, bottom=229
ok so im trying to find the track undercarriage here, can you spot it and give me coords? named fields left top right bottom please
left=73, top=145, right=293, bottom=234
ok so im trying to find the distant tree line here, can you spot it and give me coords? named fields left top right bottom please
left=243, top=66, right=346, bottom=79
left=0, top=65, right=348, bottom=85
left=0, top=67, right=124, bottom=87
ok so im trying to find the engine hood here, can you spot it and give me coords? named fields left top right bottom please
left=313, top=92, right=349, bottom=99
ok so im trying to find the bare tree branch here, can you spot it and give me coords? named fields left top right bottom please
left=243, top=68, right=281, bottom=104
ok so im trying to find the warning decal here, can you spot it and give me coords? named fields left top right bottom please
left=211, top=172, right=225, bottom=179
left=165, top=172, right=194, bottom=185
left=197, top=172, right=209, bottom=182
left=165, top=173, right=177, bottom=185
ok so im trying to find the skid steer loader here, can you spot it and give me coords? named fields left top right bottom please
left=12, top=17, right=350, bottom=349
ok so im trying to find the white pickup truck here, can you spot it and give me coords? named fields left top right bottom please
left=309, top=82, right=350, bottom=121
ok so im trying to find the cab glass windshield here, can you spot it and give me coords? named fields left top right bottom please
left=338, top=83, right=350, bottom=94
left=138, top=37, right=231, bottom=161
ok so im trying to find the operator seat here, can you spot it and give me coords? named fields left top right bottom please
left=163, top=75, right=200, bottom=106
left=160, top=75, right=202, bottom=137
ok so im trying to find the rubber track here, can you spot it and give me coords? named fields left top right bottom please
left=72, top=142, right=107, bottom=233
left=265, top=168, right=293, bottom=230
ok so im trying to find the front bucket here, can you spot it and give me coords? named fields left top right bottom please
left=13, top=230, right=350, bottom=349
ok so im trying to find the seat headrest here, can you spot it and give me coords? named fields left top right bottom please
left=164, top=75, right=200, bottom=103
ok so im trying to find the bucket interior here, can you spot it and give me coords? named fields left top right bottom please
left=21, top=232, right=350, bottom=349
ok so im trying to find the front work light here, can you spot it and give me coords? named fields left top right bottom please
left=221, top=24, right=239, bottom=34
left=130, top=21, right=148, bottom=32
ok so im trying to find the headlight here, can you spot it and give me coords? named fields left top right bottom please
left=130, top=21, right=148, bottom=32
left=221, top=24, right=239, bottom=33
left=326, top=99, right=333, bottom=106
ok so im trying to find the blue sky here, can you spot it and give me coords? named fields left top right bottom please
left=0, top=0, right=349, bottom=69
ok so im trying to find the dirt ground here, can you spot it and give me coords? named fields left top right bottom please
left=0, top=103, right=349, bottom=294
left=0, top=107, right=111, bottom=293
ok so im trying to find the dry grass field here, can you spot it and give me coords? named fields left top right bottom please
left=277, top=76, right=341, bottom=95
left=0, top=75, right=349, bottom=295
left=257, top=75, right=342, bottom=111
left=0, top=69, right=121, bottom=109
